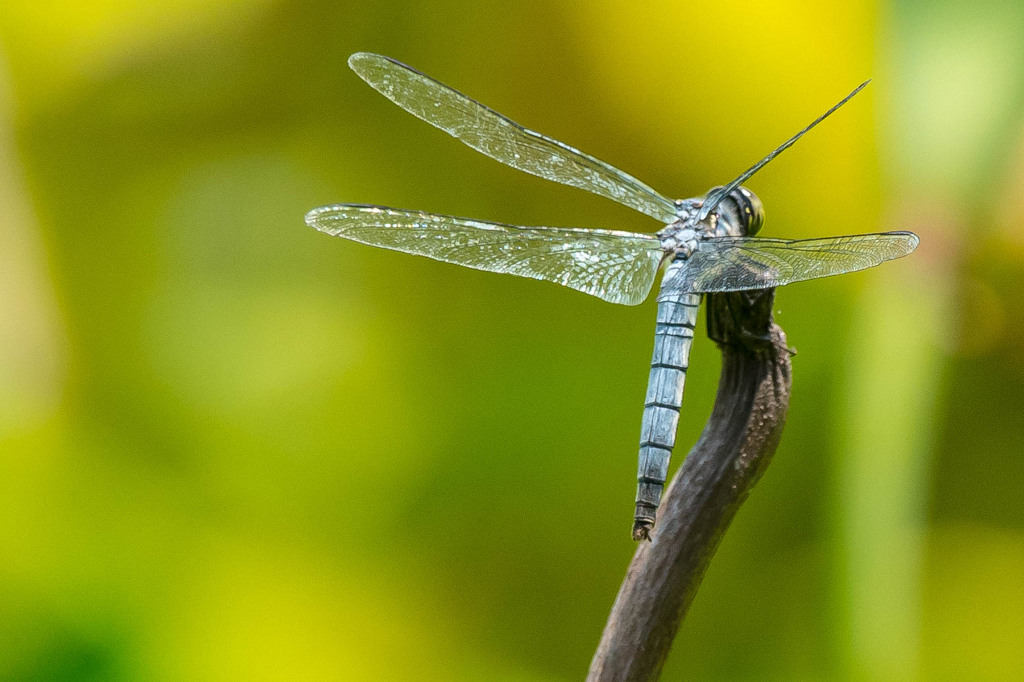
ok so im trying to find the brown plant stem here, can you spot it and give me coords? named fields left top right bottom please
left=588, top=289, right=792, bottom=681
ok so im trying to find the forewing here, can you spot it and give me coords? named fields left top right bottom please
left=348, top=52, right=679, bottom=224
left=671, top=232, right=920, bottom=293
left=697, top=81, right=870, bottom=221
left=306, top=204, right=665, bottom=305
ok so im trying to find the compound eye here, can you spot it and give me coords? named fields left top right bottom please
left=738, top=187, right=765, bottom=236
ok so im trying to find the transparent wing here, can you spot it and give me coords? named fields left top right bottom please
left=348, top=52, right=680, bottom=224
left=306, top=204, right=665, bottom=305
left=671, top=232, right=920, bottom=293
left=697, top=81, right=870, bottom=221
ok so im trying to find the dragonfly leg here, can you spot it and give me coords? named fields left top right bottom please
left=733, top=331, right=796, bottom=356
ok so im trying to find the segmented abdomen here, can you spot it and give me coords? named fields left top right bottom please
left=634, top=271, right=700, bottom=540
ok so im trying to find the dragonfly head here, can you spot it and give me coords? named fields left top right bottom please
left=708, top=185, right=765, bottom=237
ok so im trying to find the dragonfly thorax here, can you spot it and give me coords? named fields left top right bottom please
left=659, top=185, right=765, bottom=258
left=658, top=195, right=719, bottom=257
left=656, top=221, right=701, bottom=257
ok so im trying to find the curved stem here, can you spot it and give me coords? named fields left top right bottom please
left=588, top=289, right=792, bottom=681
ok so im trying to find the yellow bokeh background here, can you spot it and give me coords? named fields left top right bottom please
left=1, top=1, right=1022, bottom=679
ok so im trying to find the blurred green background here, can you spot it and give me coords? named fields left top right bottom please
left=1, top=1, right=1023, bottom=680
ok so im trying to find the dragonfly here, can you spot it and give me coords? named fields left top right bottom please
left=306, top=52, right=919, bottom=540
